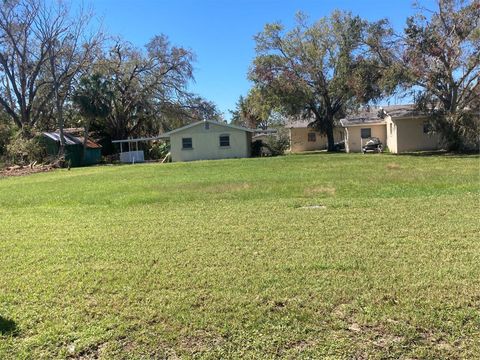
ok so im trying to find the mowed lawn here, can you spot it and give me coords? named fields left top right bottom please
left=0, top=153, right=479, bottom=359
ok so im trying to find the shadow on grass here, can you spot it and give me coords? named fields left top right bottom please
left=0, top=316, right=18, bottom=336
left=395, top=150, right=479, bottom=158
left=288, top=150, right=345, bottom=156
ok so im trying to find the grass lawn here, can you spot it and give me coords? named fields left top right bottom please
left=0, top=153, right=479, bottom=359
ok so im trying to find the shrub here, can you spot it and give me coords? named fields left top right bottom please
left=5, top=134, right=45, bottom=165
left=264, top=132, right=290, bottom=156
left=148, top=141, right=170, bottom=160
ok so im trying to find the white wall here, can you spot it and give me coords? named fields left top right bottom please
left=385, top=117, right=398, bottom=153
left=344, top=124, right=387, bottom=152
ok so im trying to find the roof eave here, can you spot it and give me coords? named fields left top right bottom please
left=161, top=120, right=254, bottom=137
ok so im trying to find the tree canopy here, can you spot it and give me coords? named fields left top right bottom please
left=249, top=11, right=398, bottom=150
left=402, top=0, right=480, bottom=150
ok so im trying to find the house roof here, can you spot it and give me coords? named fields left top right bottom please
left=158, top=120, right=254, bottom=138
left=340, top=104, right=423, bottom=127
left=285, top=116, right=316, bottom=129
left=43, top=131, right=102, bottom=149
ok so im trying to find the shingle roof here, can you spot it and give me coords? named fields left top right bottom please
left=285, top=105, right=423, bottom=128
left=340, top=104, right=422, bottom=127
left=285, top=116, right=316, bottom=129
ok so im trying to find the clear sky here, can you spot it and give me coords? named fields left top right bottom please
left=91, top=0, right=436, bottom=120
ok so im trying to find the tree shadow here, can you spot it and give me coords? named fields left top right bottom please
left=395, top=150, right=479, bottom=158
left=0, top=316, right=18, bottom=336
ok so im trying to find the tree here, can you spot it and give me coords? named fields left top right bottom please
left=46, top=3, right=103, bottom=155
left=72, top=73, right=111, bottom=159
left=0, top=0, right=100, bottom=139
left=250, top=12, right=398, bottom=151
left=230, top=95, right=249, bottom=128
left=230, top=87, right=275, bottom=130
left=0, top=0, right=52, bottom=134
left=96, top=37, right=196, bottom=140
left=402, top=0, right=480, bottom=150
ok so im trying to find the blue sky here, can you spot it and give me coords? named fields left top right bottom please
left=91, top=0, right=436, bottom=120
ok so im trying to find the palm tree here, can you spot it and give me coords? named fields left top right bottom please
left=72, top=74, right=112, bottom=161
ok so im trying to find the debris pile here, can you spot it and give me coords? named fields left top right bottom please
left=1, top=161, right=62, bottom=177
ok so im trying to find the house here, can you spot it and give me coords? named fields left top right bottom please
left=160, top=120, right=253, bottom=162
left=286, top=118, right=344, bottom=152
left=340, top=105, right=443, bottom=153
left=42, top=129, right=102, bottom=167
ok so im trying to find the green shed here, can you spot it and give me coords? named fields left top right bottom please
left=42, top=130, right=102, bottom=167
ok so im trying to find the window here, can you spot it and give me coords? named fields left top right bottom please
left=360, top=128, right=371, bottom=139
left=219, top=134, right=230, bottom=147
left=390, top=123, right=393, bottom=135
left=204, top=122, right=210, bottom=130
left=307, top=132, right=316, bottom=142
left=423, top=121, right=432, bottom=134
left=182, top=137, right=193, bottom=149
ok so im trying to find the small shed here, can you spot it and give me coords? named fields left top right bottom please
left=161, top=120, right=253, bottom=162
left=42, top=129, right=102, bottom=167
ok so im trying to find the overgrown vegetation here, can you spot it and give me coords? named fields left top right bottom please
left=402, top=0, right=480, bottom=151
left=0, top=0, right=222, bottom=166
left=0, top=153, right=479, bottom=358
left=263, top=132, right=290, bottom=156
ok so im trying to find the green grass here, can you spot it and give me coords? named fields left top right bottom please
left=0, top=153, right=479, bottom=359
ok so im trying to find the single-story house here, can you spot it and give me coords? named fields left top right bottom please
left=286, top=118, right=344, bottom=152
left=340, top=105, right=444, bottom=153
left=42, top=129, right=102, bottom=167
left=160, top=120, right=253, bottom=162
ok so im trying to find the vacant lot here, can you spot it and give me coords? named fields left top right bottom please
left=0, top=153, right=479, bottom=359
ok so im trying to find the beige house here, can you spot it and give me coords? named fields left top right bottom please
left=161, top=120, right=253, bottom=162
left=341, top=105, right=443, bottom=153
left=286, top=119, right=344, bottom=152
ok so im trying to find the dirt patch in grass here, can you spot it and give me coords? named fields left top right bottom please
left=203, top=182, right=252, bottom=193
left=304, top=186, right=336, bottom=197
left=179, top=330, right=225, bottom=354
left=277, top=338, right=318, bottom=356
left=386, top=163, right=401, bottom=170
left=70, top=341, right=109, bottom=359
left=298, top=204, right=327, bottom=210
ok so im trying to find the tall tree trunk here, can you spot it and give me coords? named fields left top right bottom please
left=326, top=125, right=335, bottom=152
left=83, top=119, right=91, bottom=163
left=325, top=112, right=335, bottom=152
left=56, top=96, right=66, bottom=157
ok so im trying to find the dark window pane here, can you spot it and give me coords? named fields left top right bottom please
left=182, top=137, right=193, bottom=149
left=219, top=135, right=230, bottom=147
left=308, top=132, right=316, bottom=142
left=361, top=128, right=371, bottom=139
